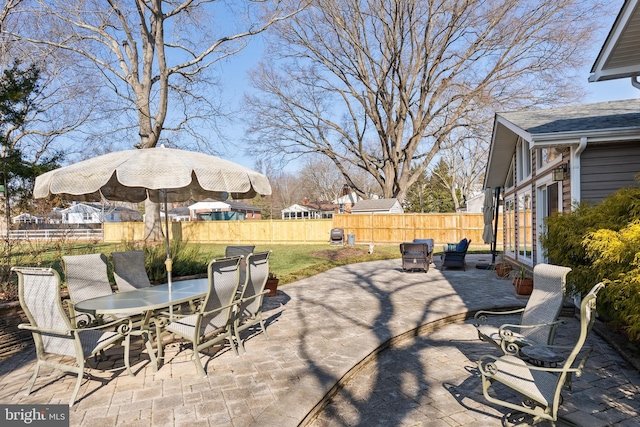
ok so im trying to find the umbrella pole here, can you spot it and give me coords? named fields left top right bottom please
left=491, top=186, right=501, bottom=264
left=163, top=191, right=173, bottom=319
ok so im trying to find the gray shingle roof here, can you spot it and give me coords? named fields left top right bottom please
left=499, top=99, right=640, bottom=135
left=351, top=198, right=398, bottom=212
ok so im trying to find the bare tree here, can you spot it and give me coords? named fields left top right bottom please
left=6, top=0, right=304, bottom=239
left=435, top=129, right=489, bottom=211
left=245, top=0, right=612, bottom=203
left=0, top=0, right=94, bottom=163
left=298, top=155, right=345, bottom=202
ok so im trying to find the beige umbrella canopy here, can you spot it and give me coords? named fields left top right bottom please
left=34, top=145, right=271, bottom=309
left=34, top=146, right=271, bottom=203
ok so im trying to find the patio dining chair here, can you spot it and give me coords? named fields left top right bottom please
left=477, top=282, right=605, bottom=426
left=163, top=256, right=242, bottom=376
left=13, top=266, right=134, bottom=407
left=112, top=250, right=151, bottom=292
left=234, top=251, right=271, bottom=352
left=474, top=263, right=571, bottom=355
left=226, top=245, right=255, bottom=288
left=63, top=253, right=117, bottom=325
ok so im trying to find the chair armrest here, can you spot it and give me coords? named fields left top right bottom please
left=498, top=319, right=566, bottom=337
left=477, top=354, right=583, bottom=375
left=474, top=308, right=525, bottom=325
left=70, top=317, right=134, bottom=335
left=18, top=323, right=72, bottom=336
left=201, top=301, right=236, bottom=317
left=238, top=290, right=269, bottom=305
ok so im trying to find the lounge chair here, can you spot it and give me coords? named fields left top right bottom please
left=474, top=263, right=572, bottom=355
left=413, top=238, right=434, bottom=264
left=14, top=266, right=133, bottom=406
left=234, top=251, right=271, bottom=352
left=163, top=256, right=242, bottom=376
left=400, top=242, right=431, bottom=273
left=477, top=282, right=605, bottom=426
left=441, top=238, right=471, bottom=270
left=112, top=250, right=151, bottom=292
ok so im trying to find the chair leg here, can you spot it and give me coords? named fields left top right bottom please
left=69, top=362, right=85, bottom=407
left=25, top=363, right=40, bottom=395
left=235, top=325, right=245, bottom=354
left=193, top=347, right=207, bottom=377
left=124, top=334, right=134, bottom=377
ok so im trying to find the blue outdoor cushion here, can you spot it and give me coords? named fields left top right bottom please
left=456, top=238, right=468, bottom=252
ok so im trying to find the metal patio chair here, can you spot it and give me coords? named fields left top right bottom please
left=63, top=253, right=117, bottom=325
left=474, top=263, right=572, bottom=355
left=477, top=282, right=605, bottom=426
left=14, top=267, right=133, bottom=406
left=163, top=256, right=242, bottom=376
left=112, top=250, right=151, bottom=292
left=234, top=251, right=271, bottom=352
left=226, top=245, right=255, bottom=289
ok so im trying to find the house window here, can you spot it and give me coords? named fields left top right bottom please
left=517, top=191, right=533, bottom=263
left=516, top=138, right=531, bottom=182
left=83, top=213, right=92, bottom=221
left=505, top=160, right=514, bottom=189
left=537, top=147, right=562, bottom=169
left=504, top=197, right=516, bottom=255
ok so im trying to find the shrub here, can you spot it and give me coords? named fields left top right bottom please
left=541, top=185, right=640, bottom=339
left=583, top=222, right=640, bottom=340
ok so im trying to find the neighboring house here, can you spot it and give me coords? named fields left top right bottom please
left=60, top=203, right=142, bottom=224
left=105, top=206, right=142, bottom=222
left=332, top=191, right=363, bottom=214
left=189, top=200, right=262, bottom=221
left=59, top=203, right=102, bottom=224
left=12, top=213, right=42, bottom=224
left=166, top=206, right=191, bottom=222
left=281, top=201, right=335, bottom=220
left=351, top=198, right=404, bottom=214
left=461, top=192, right=485, bottom=213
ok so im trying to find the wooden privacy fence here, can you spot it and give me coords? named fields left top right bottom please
left=104, top=213, right=503, bottom=246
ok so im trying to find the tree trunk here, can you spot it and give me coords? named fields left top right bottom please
left=143, top=200, right=164, bottom=241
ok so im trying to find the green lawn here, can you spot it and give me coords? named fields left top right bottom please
left=3, top=241, right=402, bottom=287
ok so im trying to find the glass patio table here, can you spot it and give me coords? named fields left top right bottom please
left=74, top=278, right=208, bottom=371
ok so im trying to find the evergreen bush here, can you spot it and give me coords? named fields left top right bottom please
left=541, top=186, right=640, bottom=339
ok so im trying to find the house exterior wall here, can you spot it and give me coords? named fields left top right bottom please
left=580, top=141, right=640, bottom=204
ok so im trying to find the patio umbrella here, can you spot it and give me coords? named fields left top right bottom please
left=482, top=188, right=495, bottom=245
left=476, top=188, right=496, bottom=270
left=33, top=145, right=271, bottom=312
